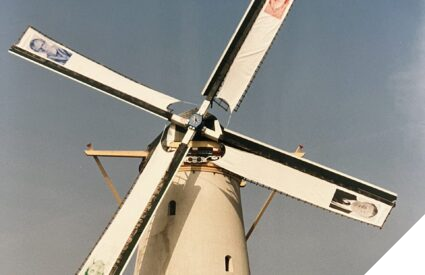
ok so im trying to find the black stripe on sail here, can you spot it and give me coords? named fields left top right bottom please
left=203, top=0, right=267, bottom=100
left=220, top=130, right=397, bottom=205
left=110, top=142, right=189, bottom=274
left=9, top=46, right=173, bottom=120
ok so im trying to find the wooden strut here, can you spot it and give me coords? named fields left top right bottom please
left=245, top=190, right=276, bottom=240
left=92, top=156, right=123, bottom=205
left=246, top=145, right=305, bottom=241
left=84, top=141, right=225, bottom=206
left=87, top=143, right=305, bottom=235
left=85, top=143, right=149, bottom=206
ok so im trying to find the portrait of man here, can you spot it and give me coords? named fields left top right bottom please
left=29, top=38, right=72, bottom=65
left=264, top=0, right=290, bottom=19
left=330, top=189, right=379, bottom=219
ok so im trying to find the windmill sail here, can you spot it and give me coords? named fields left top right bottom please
left=78, top=135, right=191, bottom=275
left=216, top=129, right=397, bottom=227
left=202, top=0, right=294, bottom=112
left=8, top=1, right=400, bottom=273
left=9, top=27, right=180, bottom=120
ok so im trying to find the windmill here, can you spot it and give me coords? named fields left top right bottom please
left=9, top=0, right=397, bottom=274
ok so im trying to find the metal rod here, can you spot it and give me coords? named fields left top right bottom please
left=92, top=155, right=122, bottom=205
left=245, top=190, right=276, bottom=241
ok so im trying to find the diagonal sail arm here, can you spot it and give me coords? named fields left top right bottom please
left=220, top=129, right=397, bottom=204
left=202, top=0, right=295, bottom=112
left=8, top=26, right=201, bottom=271
left=215, top=129, right=397, bottom=228
left=110, top=143, right=189, bottom=274
left=77, top=129, right=194, bottom=275
left=202, top=0, right=267, bottom=100
left=9, top=26, right=181, bottom=121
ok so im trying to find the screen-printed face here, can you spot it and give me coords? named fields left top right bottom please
left=264, top=0, right=290, bottom=19
left=330, top=189, right=378, bottom=219
left=29, top=37, right=72, bottom=65
left=85, top=260, right=105, bottom=275
left=350, top=201, right=378, bottom=218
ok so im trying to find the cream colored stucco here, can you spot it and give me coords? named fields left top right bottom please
left=134, top=167, right=250, bottom=275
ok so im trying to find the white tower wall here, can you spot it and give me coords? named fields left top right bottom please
left=134, top=165, right=250, bottom=275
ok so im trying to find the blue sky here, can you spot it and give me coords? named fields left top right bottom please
left=1, top=1, right=424, bottom=274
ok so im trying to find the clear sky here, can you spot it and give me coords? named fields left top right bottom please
left=1, top=1, right=424, bottom=274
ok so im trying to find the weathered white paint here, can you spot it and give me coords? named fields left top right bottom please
left=204, top=0, right=295, bottom=112
left=13, top=27, right=180, bottom=118
left=215, top=145, right=393, bottom=227
left=134, top=166, right=250, bottom=275
left=77, top=142, right=178, bottom=274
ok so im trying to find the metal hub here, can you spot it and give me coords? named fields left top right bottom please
left=187, top=113, right=203, bottom=130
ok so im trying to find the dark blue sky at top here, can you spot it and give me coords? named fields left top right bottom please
left=1, top=1, right=424, bottom=274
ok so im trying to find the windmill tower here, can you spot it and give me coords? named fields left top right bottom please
left=127, top=120, right=250, bottom=274
left=9, top=0, right=397, bottom=274
left=134, top=159, right=249, bottom=274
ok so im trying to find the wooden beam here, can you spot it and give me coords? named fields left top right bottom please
left=85, top=149, right=148, bottom=158
left=85, top=143, right=148, bottom=158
